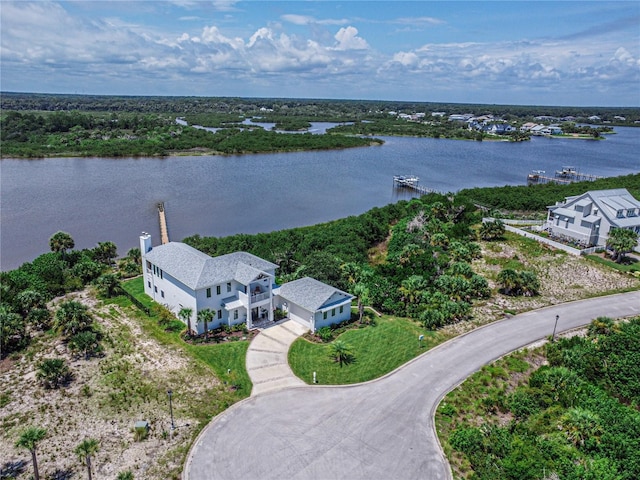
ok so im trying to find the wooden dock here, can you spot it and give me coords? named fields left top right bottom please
left=158, top=202, right=169, bottom=244
left=393, top=175, right=442, bottom=195
left=527, top=167, right=602, bottom=185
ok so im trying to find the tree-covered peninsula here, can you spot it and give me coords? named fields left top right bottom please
left=0, top=110, right=380, bottom=158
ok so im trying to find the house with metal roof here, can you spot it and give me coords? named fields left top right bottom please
left=545, top=188, right=640, bottom=250
left=139, top=234, right=353, bottom=334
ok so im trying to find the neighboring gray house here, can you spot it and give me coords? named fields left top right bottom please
left=545, top=188, right=640, bottom=250
left=140, top=234, right=353, bottom=334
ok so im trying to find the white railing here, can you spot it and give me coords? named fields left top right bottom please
left=251, top=292, right=269, bottom=303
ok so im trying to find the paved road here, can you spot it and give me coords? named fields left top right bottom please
left=184, top=291, right=640, bottom=480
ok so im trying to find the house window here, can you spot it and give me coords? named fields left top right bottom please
left=332, top=308, right=336, bottom=317
left=160, top=269, right=163, bottom=279
left=217, top=310, right=222, bottom=319
left=146, top=260, right=151, bottom=270
left=147, top=281, right=151, bottom=288
left=234, top=310, right=238, bottom=320
left=227, top=282, right=231, bottom=292
left=340, top=306, right=344, bottom=314
left=154, top=286, right=157, bottom=293
left=323, top=312, right=327, bottom=320
left=617, top=210, right=624, bottom=218
left=206, top=288, right=211, bottom=298
left=161, top=290, right=165, bottom=298
left=216, top=285, right=221, bottom=295
left=628, top=209, right=636, bottom=217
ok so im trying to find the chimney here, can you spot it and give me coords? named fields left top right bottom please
left=140, top=232, right=152, bottom=255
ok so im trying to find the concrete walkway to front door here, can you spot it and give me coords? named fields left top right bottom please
left=246, top=320, right=308, bottom=396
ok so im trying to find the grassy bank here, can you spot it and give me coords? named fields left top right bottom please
left=121, top=277, right=252, bottom=400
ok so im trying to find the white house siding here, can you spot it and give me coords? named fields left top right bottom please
left=143, top=268, right=197, bottom=324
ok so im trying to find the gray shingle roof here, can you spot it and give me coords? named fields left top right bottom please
left=550, top=189, right=640, bottom=228
left=276, top=277, right=353, bottom=312
left=144, top=242, right=277, bottom=290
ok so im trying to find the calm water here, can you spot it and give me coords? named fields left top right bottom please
left=1, top=127, right=639, bottom=270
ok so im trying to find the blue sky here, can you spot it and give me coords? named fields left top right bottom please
left=1, top=1, right=639, bottom=106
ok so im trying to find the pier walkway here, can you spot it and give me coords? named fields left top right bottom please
left=158, top=202, right=169, bottom=244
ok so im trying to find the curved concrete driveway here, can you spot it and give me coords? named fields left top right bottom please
left=246, top=320, right=307, bottom=396
left=185, top=291, right=640, bottom=480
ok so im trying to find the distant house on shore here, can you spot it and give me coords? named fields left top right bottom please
left=139, top=234, right=353, bottom=334
left=545, top=189, right=640, bottom=250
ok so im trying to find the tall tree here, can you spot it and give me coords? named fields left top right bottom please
left=15, top=427, right=47, bottom=480
left=607, top=228, right=638, bottom=263
left=197, top=308, right=215, bottom=339
left=178, top=307, right=194, bottom=337
left=49, top=231, right=75, bottom=256
left=75, top=438, right=100, bottom=480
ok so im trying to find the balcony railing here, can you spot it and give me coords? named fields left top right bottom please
left=251, top=292, right=270, bottom=303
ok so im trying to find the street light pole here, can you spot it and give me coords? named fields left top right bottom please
left=167, top=389, right=175, bottom=431
left=552, top=315, right=559, bottom=342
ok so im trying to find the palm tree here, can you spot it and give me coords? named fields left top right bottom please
left=607, top=227, right=638, bottom=263
left=53, top=300, right=93, bottom=337
left=561, top=408, right=603, bottom=447
left=93, top=241, right=117, bottom=265
left=328, top=340, right=353, bottom=368
left=178, top=307, right=194, bottom=337
left=16, top=289, right=46, bottom=316
left=75, top=438, right=99, bottom=480
left=197, top=308, right=215, bottom=339
left=95, top=273, right=121, bottom=298
left=36, top=358, right=72, bottom=389
left=126, top=247, right=141, bottom=265
left=15, top=427, right=47, bottom=480
left=49, top=231, right=75, bottom=256
left=497, top=268, right=521, bottom=296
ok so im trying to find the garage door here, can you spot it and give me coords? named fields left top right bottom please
left=288, top=304, right=311, bottom=329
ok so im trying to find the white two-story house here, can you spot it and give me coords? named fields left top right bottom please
left=140, top=233, right=353, bottom=334
left=545, top=188, right=640, bottom=250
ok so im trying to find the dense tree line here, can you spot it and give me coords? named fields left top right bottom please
left=449, top=317, right=640, bottom=479
left=458, top=173, right=640, bottom=211
left=3, top=92, right=639, bottom=124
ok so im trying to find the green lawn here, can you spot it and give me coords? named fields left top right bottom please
left=288, top=315, right=445, bottom=385
left=586, top=253, right=640, bottom=274
left=120, top=277, right=252, bottom=398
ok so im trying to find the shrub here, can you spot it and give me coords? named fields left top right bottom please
left=317, top=326, right=332, bottom=342
left=450, top=427, right=484, bottom=456
left=36, top=358, right=72, bottom=389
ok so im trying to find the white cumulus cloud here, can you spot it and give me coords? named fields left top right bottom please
left=334, top=26, right=369, bottom=50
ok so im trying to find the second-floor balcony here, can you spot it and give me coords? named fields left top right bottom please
left=251, top=291, right=270, bottom=303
